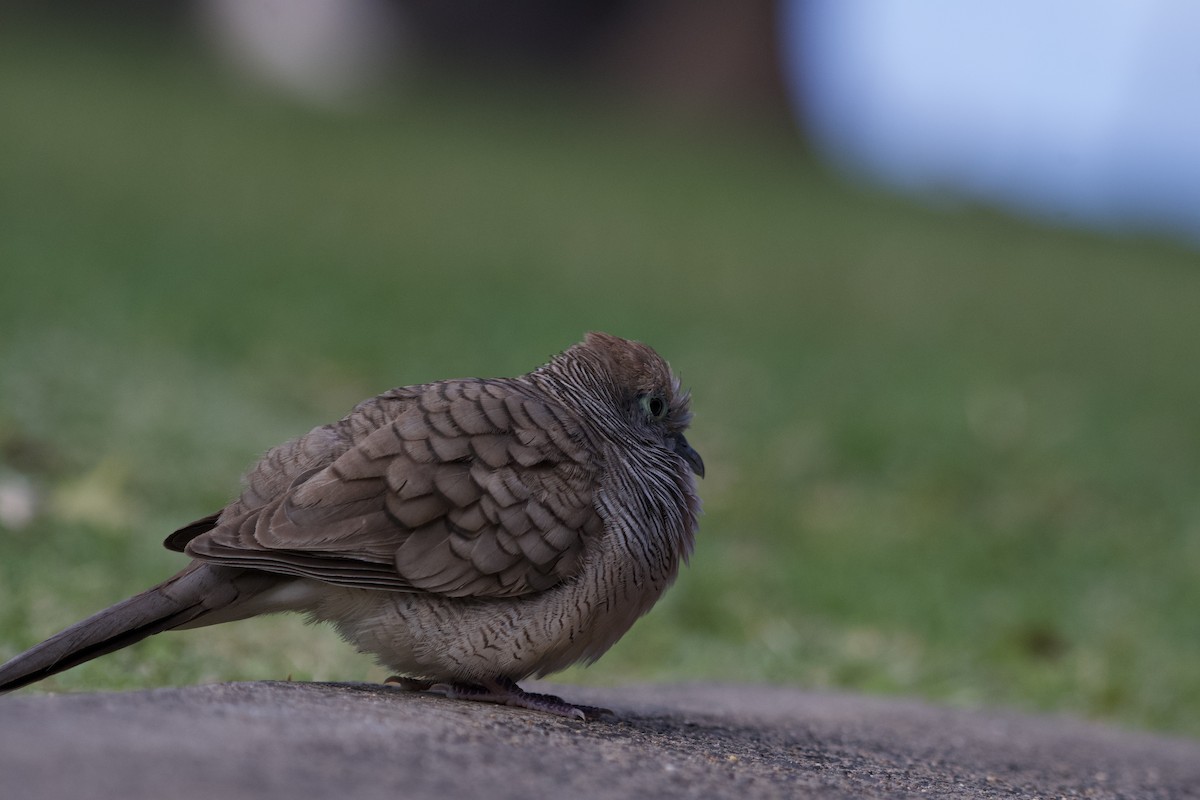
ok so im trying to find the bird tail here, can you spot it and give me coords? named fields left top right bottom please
left=0, top=562, right=277, bottom=694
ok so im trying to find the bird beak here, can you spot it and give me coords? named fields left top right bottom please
left=673, top=434, right=705, bottom=478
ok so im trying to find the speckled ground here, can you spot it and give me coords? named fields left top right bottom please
left=1, top=681, right=1196, bottom=800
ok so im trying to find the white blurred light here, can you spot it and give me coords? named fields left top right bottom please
left=199, top=0, right=406, bottom=110
left=0, top=476, right=36, bottom=530
left=782, top=0, right=1200, bottom=242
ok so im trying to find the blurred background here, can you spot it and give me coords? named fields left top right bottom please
left=1, top=0, right=1198, bottom=737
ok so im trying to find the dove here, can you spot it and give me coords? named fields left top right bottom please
left=0, top=333, right=703, bottom=719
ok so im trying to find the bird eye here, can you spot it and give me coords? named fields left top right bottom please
left=640, top=393, right=667, bottom=421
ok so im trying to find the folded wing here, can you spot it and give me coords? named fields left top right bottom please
left=185, top=380, right=603, bottom=598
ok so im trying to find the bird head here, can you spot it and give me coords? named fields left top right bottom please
left=558, top=332, right=705, bottom=479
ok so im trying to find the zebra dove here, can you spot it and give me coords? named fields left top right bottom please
left=0, top=333, right=703, bottom=719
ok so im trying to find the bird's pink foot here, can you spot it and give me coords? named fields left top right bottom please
left=386, top=675, right=611, bottom=721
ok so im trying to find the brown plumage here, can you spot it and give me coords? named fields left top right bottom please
left=0, top=333, right=703, bottom=719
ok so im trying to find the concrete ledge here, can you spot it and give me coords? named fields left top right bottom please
left=1, top=681, right=1196, bottom=799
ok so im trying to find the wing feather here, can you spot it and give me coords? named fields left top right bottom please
left=184, top=380, right=601, bottom=598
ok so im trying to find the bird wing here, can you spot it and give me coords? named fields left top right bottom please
left=184, top=380, right=604, bottom=598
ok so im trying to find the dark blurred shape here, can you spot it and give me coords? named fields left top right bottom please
left=1016, top=624, right=1069, bottom=662
left=404, top=0, right=792, bottom=124
left=401, top=0, right=633, bottom=66
left=16, top=0, right=180, bottom=20
left=597, top=0, right=792, bottom=124
left=382, top=0, right=795, bottom=126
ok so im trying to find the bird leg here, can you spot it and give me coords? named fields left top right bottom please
left=385, top=675, right=611, bottom=721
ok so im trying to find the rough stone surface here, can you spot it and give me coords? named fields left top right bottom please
left=1, top=681, right=1196, bottom=799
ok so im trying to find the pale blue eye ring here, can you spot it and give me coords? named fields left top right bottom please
left=640, top=393, right=667, bottom=420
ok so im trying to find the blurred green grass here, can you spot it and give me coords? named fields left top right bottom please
left=2, top=18, right=1199, bottom=736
